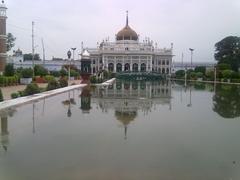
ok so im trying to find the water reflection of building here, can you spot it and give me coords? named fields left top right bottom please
left=80, top=87, right=92, bottom=113
left=0, top=108, right=16, bottom=152
left=91, top=80, right=172, bottom=139
left=92, top=81, right=171, bottom=110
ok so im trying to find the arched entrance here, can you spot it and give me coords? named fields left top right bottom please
left=162, top=68, right=165, bottom=74
left=108, top=63, right=114, bottom=72
left=116, top=63, right=122, bottom=72
left=132, top=63, right=138, bottom=72
left=140, top=63, right=146, bottom=72
left=124, top=63, right=130, bottom=71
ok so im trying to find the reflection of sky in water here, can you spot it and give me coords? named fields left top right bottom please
left=0, top=81, right=240, bottom=180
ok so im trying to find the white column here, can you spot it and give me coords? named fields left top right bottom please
left=138, top=56, right=141, bottom=71
left=150, top=56, right=153, bottom=72
left=114, top=57, right=116, bottom=73
left=130, top=56, right=132, bottom=71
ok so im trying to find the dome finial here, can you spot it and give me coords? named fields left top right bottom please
left=126, top=10, right=128, bottom=26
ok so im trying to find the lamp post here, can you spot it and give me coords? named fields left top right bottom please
left=71, top=48, right=76, bottom=61
left=189, top=48, right=194, bottom=69
left=67, top=50, right=72, bottom=84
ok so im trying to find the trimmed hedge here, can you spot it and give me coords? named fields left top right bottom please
left=0, top=75, right=19, bottom=87
left=46, top=79, right=60, bottom=91
left=24, top=83, right=40, bottom=95
left=0, top=88, right=3, bottom=102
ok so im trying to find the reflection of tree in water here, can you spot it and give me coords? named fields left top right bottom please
left=213, top=85, right=240, bottom=118
left=115, top=111, right=137, bottom=140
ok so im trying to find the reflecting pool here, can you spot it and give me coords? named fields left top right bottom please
left=0, top=80, right=240, bottom=180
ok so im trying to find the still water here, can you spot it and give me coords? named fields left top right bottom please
left=0, top=80, right=240, bottom=180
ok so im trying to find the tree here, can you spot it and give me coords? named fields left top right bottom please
left=6, top=33, right=16, bottom=52
left=34, top=65, right=48, bottom=77
left=215, top=36, right=240, bottom=72
left=195, top=66, right=206, bottom=74
left=175, top=70, right=185, bottom=78
left=4, top=64, right=15, bottom=76
left=23, top=53, right=40, bottom=61
left=213, top=84, right=240, bottom=118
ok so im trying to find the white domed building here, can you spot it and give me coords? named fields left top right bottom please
left=86, top=12, right=173, bottom=75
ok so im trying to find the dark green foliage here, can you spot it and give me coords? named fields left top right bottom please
left=34, top=65, right=48, bottom=77
left=44, top=75, right=55, bottom=83
left=215, top=36, right=240, bottom=72
left=217, top=63, right=231, bottom=71
left=213, top=84, right=240, bottom=118
left=194, top=66, right=206, bottom=74
left=21, top=68, right=33, bottom=78
left=196, top=72, right=204, bottom=78
left=60, top=69, right=67, bottom=77
left=0, top=88, right=3, bottom=102
left=46, top=79, right=60, bottom=91
left=175, top=70, right=185, bottom=78
left=90, top=75, right=97, bottom=84
left=4, top=64, right=15, bottom=76
left=11, top=92, right=19, bottom=99
left=70, top=69, right=80, bottom=77
left=59, top=78, right=68, bottom=88
left=23, top=53, right=40, bottom=61
left=222, top=70, right=234, bottom=79
left=50, top=71, right=60, bottom=77
left=0, top=75, right=19, bottom=87
left=24, top=83, right=40, bottom=96
left=7, top=33, right=16, bottom=52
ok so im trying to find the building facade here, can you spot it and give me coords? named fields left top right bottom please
left=86, top=12, right=173, bottom=75
left=0, top=1, right=7, bottom=73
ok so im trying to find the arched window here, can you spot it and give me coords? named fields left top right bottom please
left=140, top=63, right=146, bottom=72
left=108, top=63, right=114, bottom=72
left=124, top=63, right=130, bottom=71
left=116, top=63, right=122, bottom=72
left=132, top=63, right=138, bottom=72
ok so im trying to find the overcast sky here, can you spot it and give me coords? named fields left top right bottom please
left=6, top=0, right=240, bottom=62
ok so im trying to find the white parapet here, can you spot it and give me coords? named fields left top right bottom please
left=0, top=84, right=87, bottom=110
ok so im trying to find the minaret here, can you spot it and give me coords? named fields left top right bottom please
left=126, top=10, right=128, bottom=26
left=0, top=0, right=7, bottom=74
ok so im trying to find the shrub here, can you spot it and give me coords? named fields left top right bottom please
left=190, top=72, right=197, bottom=80
left=50, top=71, right=60, bottom=77
left=4, top=64, right=15, bottom=76
left=0, top=88, right=3, bottom=102
left=175, top=70, right=185, bottom=79
left=11, top=92, right=19, bottom=99
left=195, top=66, right=206, bottom=74
left=44, top=75, right=55, bottom=83
left=59, top=77, right=68, bottom=88
left=222, top=69, right=234, bottom=79
left=90, top=75, right=97, bottom=84
left=24, top=83, right=40, bottom=96
left=0, top=75, right=19, bottom=87
left=205, top=69, right=214, bottom=80
left=196, top=72, right=204, bottom=78
left=34, top=65, right=48, bottom=77
left=70, top=69, right=80, bottom=77
left=21, top=68, right=33, bottom=78
left=60, top=69, right=67, bottom=77
left=217, top=63, right=231, bottom=71
left=46, top=79, right=59, bottom=91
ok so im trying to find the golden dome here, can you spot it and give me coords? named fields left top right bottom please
left=116, top=11, right=138, bottom=41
